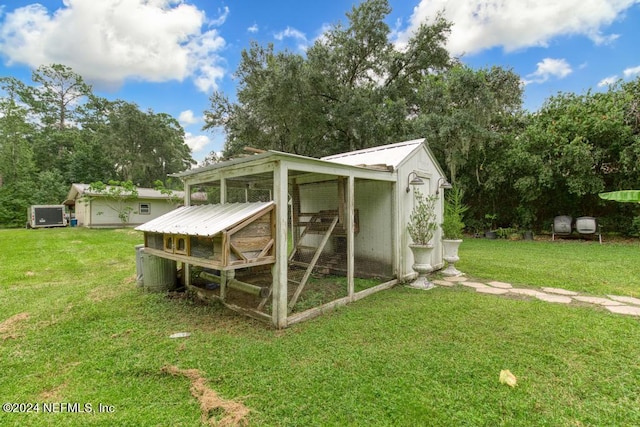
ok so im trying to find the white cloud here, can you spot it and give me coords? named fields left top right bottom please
left=396, top=0, right=637, bottom=56
left=274, top=26, right=306, bottom=42
left=523, top=58, right=573, bottom=85
left=274, top=26, right=309, bottom=51
left=184, top=132, right=210, bottom=153
left=623, top=65, right=640, bottom=78
left=247, top=24, right=259, bottom=33
left=178, top=109, right=199, bottom=126
left=598, top=75, right=619, bottom=87
left=0, top=0, right=227, bottom=93
left=209, top=6, right=229, bottom=26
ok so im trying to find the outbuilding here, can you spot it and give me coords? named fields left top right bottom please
left=64, top=183, right=184, bottom=228
left=136, top=139, right=449, bottom=328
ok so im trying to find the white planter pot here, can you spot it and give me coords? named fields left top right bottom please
left=408, top=244, right=434, bottom=290
left=442, top=239, right=463, bottom=277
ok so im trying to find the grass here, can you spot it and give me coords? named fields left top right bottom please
left=1, top=228, right=639, bottom=426
left=457, top=236, right=640, bottom=296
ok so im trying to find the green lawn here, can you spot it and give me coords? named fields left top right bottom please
left=457, top=236, right=640, bottom=296
left=1, top=228, right=640, bottom=426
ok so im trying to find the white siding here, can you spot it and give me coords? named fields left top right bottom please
left=354, top=180, right=393, bottom=265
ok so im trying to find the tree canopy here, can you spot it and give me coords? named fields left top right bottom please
left=204, top=0, right=453, bottom=158
left=0, top=64, right=194, bottom=227
left=203, top=0, right=640, bottom=235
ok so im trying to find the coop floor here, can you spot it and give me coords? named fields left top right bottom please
left=190, top=265, right=393, bottom=315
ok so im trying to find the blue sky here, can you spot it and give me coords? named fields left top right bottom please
left=1, top=0, right=639, bottom=163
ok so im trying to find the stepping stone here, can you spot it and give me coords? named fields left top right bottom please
left=461, top=281, right=490, bottom=289
left=535, top=294, right=573, bottom=304
left=487, top=281, right=513, bottom=289
left=542, top=287, right=579, bottom=296
left=573, top=296, right=624, bottom=306
left=433, top=280, right=455, bottom=287
left=443, top=276, right=468, bottom=282
left=607, top=295, right=640, bottom=306
left=476, top=287, right=509, bottom=295
left=605, top=305, right=640, bottom=316
left=509, top=288, right=546, bottom=297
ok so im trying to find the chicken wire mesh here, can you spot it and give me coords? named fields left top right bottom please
left=186, top=171, right=395, bottom=316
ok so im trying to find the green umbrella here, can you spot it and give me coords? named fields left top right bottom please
left=598, top=190, right=640, bottom=203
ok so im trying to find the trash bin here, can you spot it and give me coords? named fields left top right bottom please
left=140, top=251, right=176, bottom=292
left=70, top=218, right=78, bottom=227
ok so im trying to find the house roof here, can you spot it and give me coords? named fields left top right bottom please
left=64, top=183, right=184, bottom=204
left=135, top=201, right=274, bottom=237
left=321, top=138, right=425, bottom=169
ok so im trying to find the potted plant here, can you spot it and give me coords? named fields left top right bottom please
left=407, top=189, right=439, bottom=289
left=441, top=186, right=468, bottom=276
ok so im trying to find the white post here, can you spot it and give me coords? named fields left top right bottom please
left=184, top=183, right=192, bottom=287
left=346, top=175, right=355, bottom=299
left=272, top=163, right=288, bottom=328
left=220, top=177, right=226, bottom=204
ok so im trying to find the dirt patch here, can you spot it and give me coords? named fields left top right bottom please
left=39, top=382, right=68, bottom=400
left=0, top=312, right=30, bottom=340
left=162, top=365, right=250, bottom=427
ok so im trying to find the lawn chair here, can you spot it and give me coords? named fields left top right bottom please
left=552, top=215, right=573, bottom=241
left=575, top=216, right=602, bottom=244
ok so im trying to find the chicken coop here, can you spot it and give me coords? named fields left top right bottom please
left=136, top=139, right=448, bottom=328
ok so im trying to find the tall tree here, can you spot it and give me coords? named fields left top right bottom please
left=20, top=63, right=93, bottom=130
left=0, top=78, right=38, bottom=226
left=0, top=78, right=36, bottom=188
left=14, top=64, right=95, bottom=179
left=416, top=65, right=523, bottom=185
left=100, top=101, right=194, bottom=186
left=204, top=0, right=452, bottom=158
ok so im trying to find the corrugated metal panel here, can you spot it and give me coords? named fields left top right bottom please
left=321, top=139, right=424, bottom=169
left=135, top=202, right=274, bottom=237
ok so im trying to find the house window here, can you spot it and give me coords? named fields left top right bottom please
left=139, top=203, right=151, bottom=215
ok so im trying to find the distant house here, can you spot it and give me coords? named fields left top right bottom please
left=63, top=183, right=184, bottom=228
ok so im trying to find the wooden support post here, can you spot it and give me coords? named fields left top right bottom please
left=220, top=269, right=233, bottom=300
left=337, top=177, right=346, bottom=227
left=291, top=182, right=301, bottom=247
left=346, top=175, right=355, bottom=299
left=184, top=183, right=192, bottom=288
left=272, top=163, right=288, bottom=329
left=220, top=177, right=226, bottom=204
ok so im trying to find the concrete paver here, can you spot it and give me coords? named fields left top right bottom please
left=432, top=280, right=456, bottom=287
left=431, top=276, right=640, bottom=318
left=607, top=295, right=640, bottom=306
left=487, top=281, right=513, bottom=289
left=573, top=296, right=624, bottom=306
left=509, top=288, right=546, bottom=297
left=476, top=287, right=510, bottom=295
left=535, top=294, right=573, bottom=304
left=443, top=276, right=468, bottom=282
left=605, top=305, right=640, bottom=316
left=461, top=282, right=490, bottom=289
left=542, top=287, right=579, bottom=296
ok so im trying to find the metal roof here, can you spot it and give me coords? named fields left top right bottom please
left=321, top=139, right=424, bottom=169
left=66, top=183, right=184, bottom=201
left=135, top=201, right=274, bottom=237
